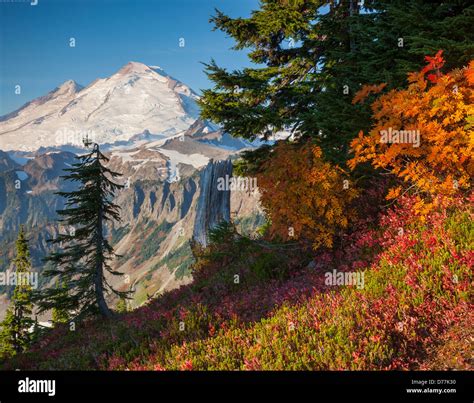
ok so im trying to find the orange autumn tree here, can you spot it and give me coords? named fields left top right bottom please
left=255, top=142, right=357, bottom=250
left=349, top=51, right=473, bottom=212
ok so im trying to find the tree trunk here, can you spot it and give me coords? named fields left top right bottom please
left=348, top=0, right=357, bottom=53
left=94, top=147, right=113, bottom=318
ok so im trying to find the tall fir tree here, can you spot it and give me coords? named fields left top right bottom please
left=0, top=226, right=34, bottom=358
left=37, top=141, right=128, bottom=319
left=200, top=0, right=474, bottom=165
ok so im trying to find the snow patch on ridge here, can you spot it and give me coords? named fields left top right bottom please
left=157, top=148, right=209, bottom=169
left=15, top=171, right=28, bottom=181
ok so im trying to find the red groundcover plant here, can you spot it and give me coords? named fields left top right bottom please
left=3, top=189, right=470, bottom=371
left=149, top=194, right=472, bottom=370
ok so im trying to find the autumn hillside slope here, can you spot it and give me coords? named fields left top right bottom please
left=1, top=191, right=472, bottom=370
left=1, top=56, right=473, bottom=371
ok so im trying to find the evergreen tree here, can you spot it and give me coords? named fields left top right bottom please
left=0, top=226, right=34, bottom=358
left=51, top=281, right=69, bottom=325
left=29, top=316, right=43, bottom=346
left=115, top=296, right=128, bottom=314
left=200, top=0, right=474, bottom=165
left=37, top=141, right=128, bottom=319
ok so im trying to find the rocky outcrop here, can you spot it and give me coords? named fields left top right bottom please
left=0, top=149, right=263, bottom=316
left=0, top=150, right=19, bottom=172
left=193, top=159, right=232, bottom=247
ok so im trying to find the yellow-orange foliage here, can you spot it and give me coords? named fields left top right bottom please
left=256, top=142, right=357, bottom=249
left=349, top=53, right=473, bottom=212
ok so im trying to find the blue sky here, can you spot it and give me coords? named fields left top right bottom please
left=0, top=0, right=259, bottom=115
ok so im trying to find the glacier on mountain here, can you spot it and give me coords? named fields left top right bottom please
left=0, top=62, right=201, bottom=152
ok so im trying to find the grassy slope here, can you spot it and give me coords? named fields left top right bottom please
left=1, top=195, right=472, bottom=370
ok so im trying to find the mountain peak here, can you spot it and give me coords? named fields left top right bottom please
left=117, top=61, right=154, bottom=75
left=57, top=79, right=82, bottom=93
left=0, top=61, right=200, bottom=151
left=61, top=79, right=77, bottom=86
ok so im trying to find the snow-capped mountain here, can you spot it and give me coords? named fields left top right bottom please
left=0, top=62, right=202, bottom=151
left=0, top=62, right=264, bottom=316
